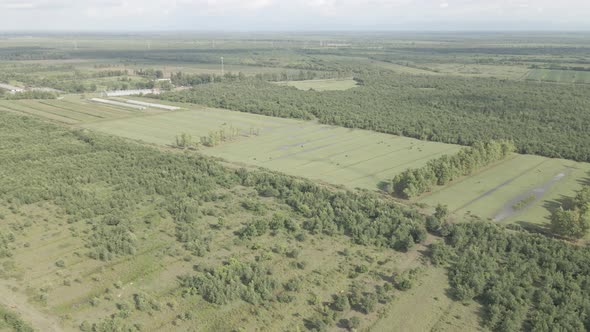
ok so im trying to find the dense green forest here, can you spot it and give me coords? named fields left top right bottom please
left=388, top=140, right=516, bottom=198
left=432, top=221, right=590, bottom=331
left=154, top=72, right=590, bottom=161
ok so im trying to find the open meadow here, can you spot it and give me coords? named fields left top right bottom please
left=273, top=78, right=358, bottom=91
left=418, top=154, right=590, bottom=227
left=525, top=68, right=590, bottom=84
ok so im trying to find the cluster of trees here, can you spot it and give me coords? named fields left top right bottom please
left=170, top=71, right=245, bottom=86
left=388, top=140, right=515, bottom=198
left=134, top=68, right=164, bottom=79
left=179, top=258, right=277, bottom=305
left=550, top=185, right=590, bottom=239
left=2, top=90, right=58, bottom=100
left=199, top=125, right=242, bottom=147
left=431, top=221, right=590, bottom=331
left=154, top=72, right=590, bottom=161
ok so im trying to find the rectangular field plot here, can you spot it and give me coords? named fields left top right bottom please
left=418, top=154, right=590, bottom=227
left=273, top=78, right=359, bottom=91
left=525, top=69, right=590, bottom=84
left=0, top=97, right=143, bottom=124
left=80, top=102, right=461, bottom=190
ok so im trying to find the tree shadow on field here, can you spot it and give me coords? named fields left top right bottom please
left=580, top=172, right=590, bottom=186
left=514, top=220, right=552, bottom=236
left=543, top=195, right=575, bottom=213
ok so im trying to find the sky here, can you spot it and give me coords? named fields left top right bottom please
left=0, top=0, right=588, bottom=31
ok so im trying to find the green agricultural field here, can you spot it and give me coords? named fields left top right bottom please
left=525, top=69, right=590, bottom=84
left=80, top=100, right=461, bottom=190
left=418, top=154, right=590, bottom=230
left=273, top=78, right=359, bottom=91
left=0, top=97, right=147, bottom=124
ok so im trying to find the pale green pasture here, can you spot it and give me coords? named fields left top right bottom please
left=525, top=69, right=590, bottom=84
left=273, top=78, right=358, bottom=91
left=372, top=266, right=483, bottom=332
left=419, top=154, right=590, bottom=227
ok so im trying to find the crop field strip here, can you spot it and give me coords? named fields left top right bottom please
left=0, top=99, right=145, bottom=125
left=0, top=100, right=80, bottom=124
left=526, top=69, right=590, bottom=84
left=273, top=78, right=359, bottom=91
left=41, top=99, right=138, bottom=118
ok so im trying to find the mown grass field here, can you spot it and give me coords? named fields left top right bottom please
left=0, top=96, right=149, bottom=125
left=525, top=69, right=590, bottom=84
left=273, top=78, right=359, bottom=91
left=79, top=100, right=461, bottom=190
left=418, top=154, right=590, bottom=229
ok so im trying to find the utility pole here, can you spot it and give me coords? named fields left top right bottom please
left=220, top=57, right=224, bottom=76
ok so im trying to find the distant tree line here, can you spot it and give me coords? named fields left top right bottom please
left=387, top=140, right=516, bottom=199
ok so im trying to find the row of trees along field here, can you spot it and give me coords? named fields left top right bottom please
left=431, top=221, right=590, bottom=331
left=152, top=71, right=590, bottom=161
left=386, top=140, right=516, bottom=199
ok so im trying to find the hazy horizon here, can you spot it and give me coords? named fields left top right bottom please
left=0, top=0, right=588, bottom=32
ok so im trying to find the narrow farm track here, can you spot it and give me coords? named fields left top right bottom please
left=0, top=280, right=63, bottom=332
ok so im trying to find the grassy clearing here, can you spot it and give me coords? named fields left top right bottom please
left=273, top=78, right=358, bottom=91
left=525, top=69, right=590, bottom=84
left=80, top=100, right=461, bottom=190
left=418, top=154, right=590, bottom=229
left=371, top=266, right=483, bottom=332
left=423, top=63, right=530, bottom=80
